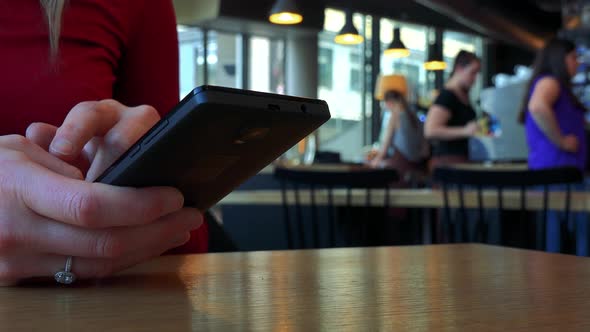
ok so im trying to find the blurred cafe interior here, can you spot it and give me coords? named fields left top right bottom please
left=171, top=0, right=590, bottom=256
left=185, top=0, right=590, bottom=257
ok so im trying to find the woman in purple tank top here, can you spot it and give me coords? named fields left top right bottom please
left=519, top=38, right=589, bottom=256
left=519, top=38, right=586, bottom=171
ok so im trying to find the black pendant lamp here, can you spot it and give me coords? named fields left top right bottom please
left=335, top=10, right=363, bottom=45
left=384, top=27, right=410, bottom=58
left=424, top=42, right=447, bottom=71
left=269, top=0, right=303, bottom=25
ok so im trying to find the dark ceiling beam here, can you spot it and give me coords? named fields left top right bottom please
left=414, top=0, right=545, bottom=50
left=324, top=0, right=480, bottom=35
left=532, top=0, right=561, bottom=13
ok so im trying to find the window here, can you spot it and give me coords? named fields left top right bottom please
left=349, top=53, right=362, bottom=91
left=207, top=31, right=243, bottom=88
left=319, top=47, right=334, bottom=89
left=178, top=27, right=286, bottom=96
left=318, top=8, right=371, bottom=162
left=178, top=26, right=205, bottom=98
left=249, top=37, right=286, bottom=94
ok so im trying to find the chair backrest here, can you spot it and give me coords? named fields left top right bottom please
left=432, top=166, right=584, bottom=249
left=274, top=166, right=399, bottom=249
left=205, top=211, right=238, bottom=253
left=432, top=166, right=583, bottom=187
left=314, top=151, right=342, bottom=164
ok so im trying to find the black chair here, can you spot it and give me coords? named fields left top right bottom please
left=205, top=211, right=238, bottom=252
left=432, top=166, right=583, bottom=252
left=313, top=151, right=342, bottom=164
left=274, top=166, right=399, bottom=249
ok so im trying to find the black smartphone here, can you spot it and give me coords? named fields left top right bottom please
left=95, top=85, right=331, bottom=210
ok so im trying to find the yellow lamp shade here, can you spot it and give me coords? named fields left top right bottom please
left=335, top=10, right=363, bottom=45
left=374, top=74, right=409, bottom=101
left=268, top=0, right=303, bottom=25
left=334, top=33, right=364, bottom=45
left=424, top=42, right=446, bottom=71
left=269, top=12, right=303, bottom=25
left=384, top=48, right=411, bottom=58
left=384, top=28, right=410, bottom=58
left=424, top=61, right=447, bottom=71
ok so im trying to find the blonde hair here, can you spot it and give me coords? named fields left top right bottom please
left=40, top=0, right=66, bottom=56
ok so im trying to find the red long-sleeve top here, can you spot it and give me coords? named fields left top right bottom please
left=0, top=0, right=208, bottom=254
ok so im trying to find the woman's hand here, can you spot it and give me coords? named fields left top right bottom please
left=0, top=135, right=202, bottom=285
left=0, top=100, right=203, bottom=285
left=560, top=134, right=579, bottom=153
left=463, top=121, right=480, bottom=137
left=26, top=99, right=160, bottom=181
left=368, top=153, right=385, bottom=168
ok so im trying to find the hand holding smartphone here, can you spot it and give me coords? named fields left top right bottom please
left=95, top=86, right=331, bottom=210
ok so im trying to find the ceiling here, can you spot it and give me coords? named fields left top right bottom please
left=472, top=0, right=561, bottom=35
left=325, top=0, right=562, bottom=50
left=175, top=0, right=564, bottom=50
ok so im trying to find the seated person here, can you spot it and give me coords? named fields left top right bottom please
left=369, top=75, right=428, bottom=179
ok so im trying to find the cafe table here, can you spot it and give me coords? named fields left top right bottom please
left=3, top=244, right=590, bottom=331
left=221, top=162, right=590, bottom=212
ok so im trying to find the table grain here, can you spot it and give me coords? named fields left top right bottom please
left=3, top=245, right=590, bottom=331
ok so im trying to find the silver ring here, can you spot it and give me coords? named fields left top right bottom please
left=54, top=256, right=76, bottom=285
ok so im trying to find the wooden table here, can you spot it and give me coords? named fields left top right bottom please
left=4, top=244, right=590, bottom=331
left=449, top=162, right=529, bottom=171
left=259, top=162, right=368, bottom=175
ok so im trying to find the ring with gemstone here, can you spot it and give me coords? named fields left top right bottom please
left=54, top=256, right=76, bottom=285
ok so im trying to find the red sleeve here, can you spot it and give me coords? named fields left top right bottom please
left=165, top=217, right=210, bottom=255
left=114, top=0, right=208, bottom=254
left=113, top=0, right=179, bottom=116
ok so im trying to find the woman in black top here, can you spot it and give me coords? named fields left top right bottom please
left=425, top=50, right=481, bottom=171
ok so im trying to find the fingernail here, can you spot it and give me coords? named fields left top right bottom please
left=51, top=138, right=74, bottom=155
left=173, top=233, right=190, bottom=246
left=190, top=210, right=204, bottom=229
